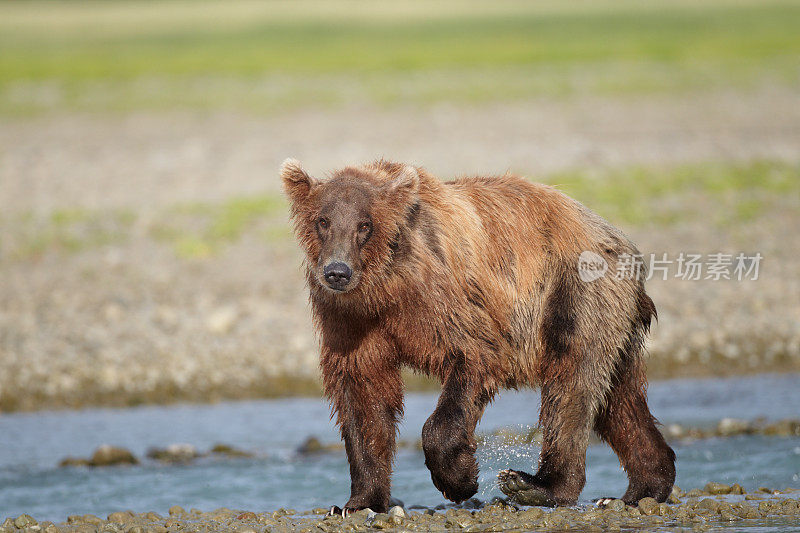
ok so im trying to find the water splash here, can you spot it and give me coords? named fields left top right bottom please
left=476, top=424, right=541, bottom=498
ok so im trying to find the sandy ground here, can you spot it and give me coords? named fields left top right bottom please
left=1, top=86, right=799, bottom=411
left=2, top=87, right=800, bottom=214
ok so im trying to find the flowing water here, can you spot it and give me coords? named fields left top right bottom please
left=1, top=373, right=799, bottom=524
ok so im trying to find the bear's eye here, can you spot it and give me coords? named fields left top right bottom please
left=318, top=217, right=329, bottom=229
left=358, top=221, right=372, bottom=234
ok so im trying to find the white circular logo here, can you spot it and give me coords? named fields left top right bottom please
left=578, top=251, right=608, bottom=282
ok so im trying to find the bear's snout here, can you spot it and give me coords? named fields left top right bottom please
left=323, top=262, right=353, bottom=291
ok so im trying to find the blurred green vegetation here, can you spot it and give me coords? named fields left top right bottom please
left=3, top=208, right=135, bottom=259
left=1, top=0, right=798, bottom=114
left=552, top=159, right=800, bottom=226
left=4, top=160, right=796, bottom=260
left=153, top=195, right=289, bottom=259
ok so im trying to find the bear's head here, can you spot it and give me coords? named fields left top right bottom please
left=281, top=159, right=419, bottom=299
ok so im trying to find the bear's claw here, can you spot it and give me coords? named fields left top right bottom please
left=327, top=505, right=373, bottom=518
left=594, top=497, right=631, bottom=508
left=497, top=469, right=556, bottom=507
left=326, top=506, right=355, bottom=518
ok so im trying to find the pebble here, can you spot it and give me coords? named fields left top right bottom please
left=14, top=515, right=36, bottom=528
left=606, top=499, right=626, bottom=512
left=206, top=306, right=238, bottom=334
left=295, top=436, right=343, bottom=455
left=6, top=486, right=800, bottom=533
left=704, top=482, right=731, bottom=495
left=107, top=511, right=134, bottom=524
left=717, top=418, right=751, bottom=436
left=58, top=457, right=91, bottom=467
left=60, top=443, right=257, bottom=469
left=147, top=443, right=199, bottom=463
left=368, top=513, right=391, bottom=529
left=638, top=497, right=659, bottom=515
left=168, top=505, right=185, bottom=516
left=210, top=443, right=253, bottom=458
left=387, top=506, right=405, bottom=520
left=698, top=498, right=721, bottom=512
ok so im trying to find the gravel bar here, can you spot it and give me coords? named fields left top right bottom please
left=4, top=486, right=799, bottom=532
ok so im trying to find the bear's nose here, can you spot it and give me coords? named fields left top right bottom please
left=323, top=262, right=352, bottom=288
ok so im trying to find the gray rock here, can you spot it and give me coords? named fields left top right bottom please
left=146, top=443, right=199, bottom=463
left=168, top=505, right=185, bottom=516
left=14, top=515, right=37, bottom=528
left=698, top=498, right=721, bottom=512
left=717, top=418, right=751, bottom=436
left=638, top=497, right=658, bottom=515
left=295, top=436, right=342, bottom=455
left=84, top=515, right=104, bottom=525
left=705, top=482, right=731, bottom=495
left=606, top=499, right=626, bottom=512
left=89, top=445, right=138, bottom=467
left=107, top=511, right=135, bottom=524
left=730, top=483, right=745, bottom=494
left=206, top=306, right=238, bottom=334
left=368, top=513, right=389, bottom=528
left=59, top=456, right=91, bottom=467
left=210, top=443, right=254, bottom=458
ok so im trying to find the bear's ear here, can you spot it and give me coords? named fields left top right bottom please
left=385, top=165, right=419, bottom=197
left=280, top=158, right=316, bottom=203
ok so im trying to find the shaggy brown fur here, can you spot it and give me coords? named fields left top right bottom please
left=281, top=159, right=675, bottom=514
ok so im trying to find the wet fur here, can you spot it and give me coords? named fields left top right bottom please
left=282, top=159, right=675, bottom=512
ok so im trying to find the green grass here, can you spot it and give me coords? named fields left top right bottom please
left=153, top=194, right=288, bottom=258
left=1, top=0, right=798, bottom=114
left=2, top=207, right=135, bottom=259
left=548, top=160, right=800, bottom=226
left=3, top=160, right=795, bottom=260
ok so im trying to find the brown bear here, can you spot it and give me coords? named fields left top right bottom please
left=281, top=159, right=675, bottom=515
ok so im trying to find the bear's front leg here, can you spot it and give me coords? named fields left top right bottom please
left=497, top=365, right=598, bottom=506
left=422, top=368, right=492, bottom=504
left=326, top=363, right=403, bottom=515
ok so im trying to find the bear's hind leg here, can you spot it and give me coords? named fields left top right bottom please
left=594, top=359, right=676, bottom=505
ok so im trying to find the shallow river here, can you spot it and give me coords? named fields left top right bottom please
left=1, top=373, right=799, bottom=524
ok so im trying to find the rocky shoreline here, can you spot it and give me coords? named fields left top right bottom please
left=4, top=485, right=799, bottom=532
left=2, top=177, right=798, bottom=413
left=2, top=204, right=798, bottom=413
